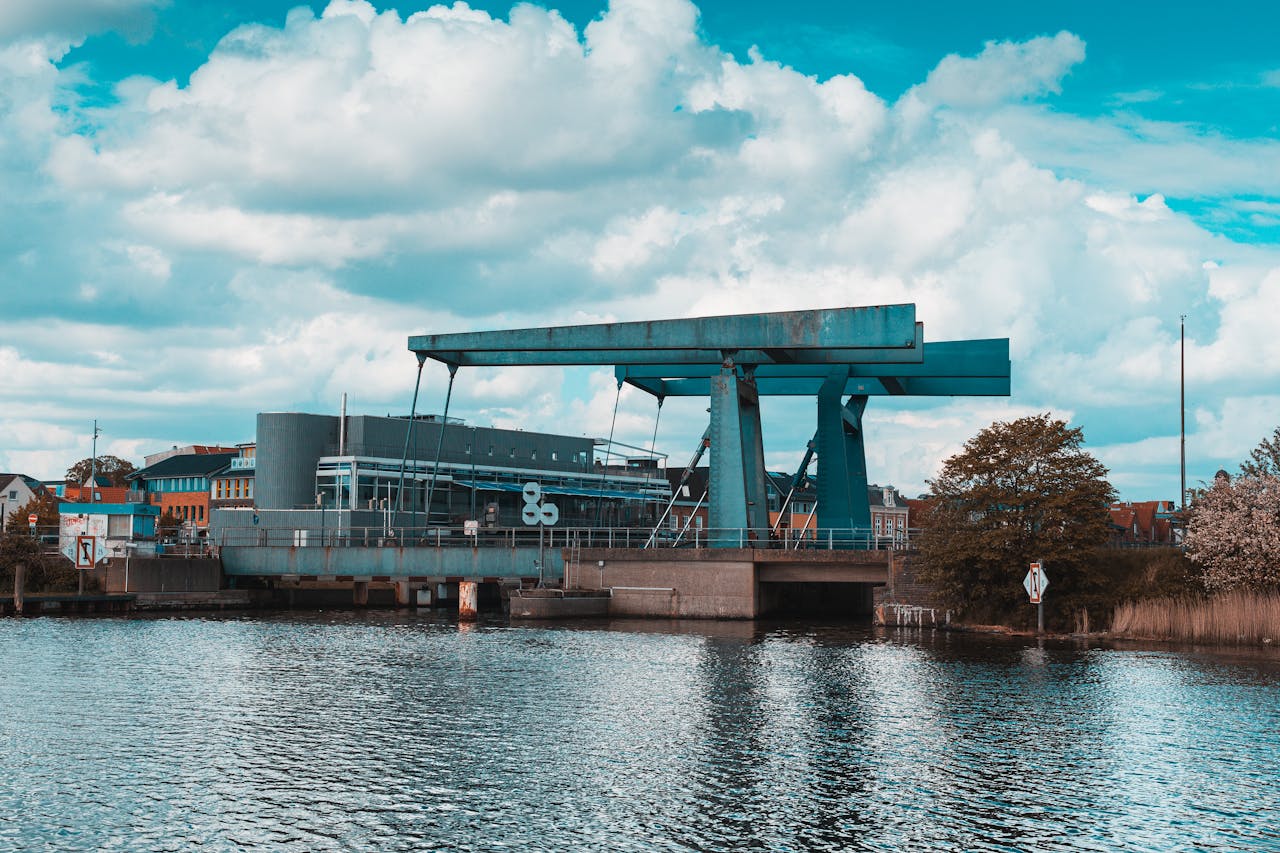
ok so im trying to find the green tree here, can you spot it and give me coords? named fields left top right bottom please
left=0, top=528, right=82, bottom=593
left=3, top=491, right=60, bottom=535
left=918, top=414, right=1117, bottom=625
left=65, top=455, right=137, bottom=487
left=1239, top=427, right=1280, bottom=479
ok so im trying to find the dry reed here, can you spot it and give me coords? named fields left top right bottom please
left=1111, top=590, right=1280, bottom=645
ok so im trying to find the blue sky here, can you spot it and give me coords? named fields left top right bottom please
left=2, top=0, right=1278, bottom=500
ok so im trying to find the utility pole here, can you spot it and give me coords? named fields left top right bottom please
left=89, top=419, right=101, bottom=503
left=1180, top=315, right=1187, bottom=511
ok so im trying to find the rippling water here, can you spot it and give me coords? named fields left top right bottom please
left=2, top=613, right=1278, bottom=852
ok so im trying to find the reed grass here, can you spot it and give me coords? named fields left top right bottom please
left=1112, top=590, right=1280, bottom=646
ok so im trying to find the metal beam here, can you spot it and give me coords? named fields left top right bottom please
left=614, top=339, right=1009, bottom=380
left=626, top=375, right=1010, bottom=397
left=410, top=306, right=922, bottom=366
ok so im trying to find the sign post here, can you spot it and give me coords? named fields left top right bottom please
left=522, top=482, right=559, bottom=587
left=1023, top=561, right=1050, bottom=634
left=61, top=513, right=109, bottom=595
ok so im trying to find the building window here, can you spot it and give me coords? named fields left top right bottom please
left=488, top=445, right=494, bottom=456
left=531, top=449, right=537, bottom=461
left=510, top=448, right=516, bottom=458
left=198, top=506, right=204, bottom=522
left=551, top=451, right=559, bottom=461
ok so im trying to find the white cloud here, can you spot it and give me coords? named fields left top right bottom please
left=0, top=2, right=1277, bottom=498
left=0, top=0, right=163, bottom=46
left=912, top=31, right=1085, bottom=108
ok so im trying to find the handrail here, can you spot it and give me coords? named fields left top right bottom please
left=211, top=523, right=918, bottom=551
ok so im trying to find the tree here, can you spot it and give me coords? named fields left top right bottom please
left=917, top=414, right=1116, bottom=623
left=64, top=455, right=137, bottom=487
left=3, top=490, right=60, bottom=535
left=1240, top=427, right=1280, bottom=479
left=157, top=509, right=184, bottom=538
left=1185, top=474, right=1280, bottom=592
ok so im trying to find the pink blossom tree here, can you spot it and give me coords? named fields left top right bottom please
left=1185, top=474, right=1280, bottom=592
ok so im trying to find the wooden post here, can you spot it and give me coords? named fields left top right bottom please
left=13, top=562, right=24, bottom=615
left=458, top=580, right=478, bottom=621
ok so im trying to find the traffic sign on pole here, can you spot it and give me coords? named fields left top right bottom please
left=1023, top=562, right=1049, bottom=604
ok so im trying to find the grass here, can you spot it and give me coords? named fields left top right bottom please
left=1111, top=591, right=1280, bottom=646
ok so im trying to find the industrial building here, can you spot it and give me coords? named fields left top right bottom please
left=211, top=411, right=671, bottom=544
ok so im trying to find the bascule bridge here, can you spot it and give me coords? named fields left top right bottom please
left=408, top=304, right=1010, bottom=618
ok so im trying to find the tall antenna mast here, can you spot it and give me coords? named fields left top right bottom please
left=1180, top=315, right=1186, bottom=510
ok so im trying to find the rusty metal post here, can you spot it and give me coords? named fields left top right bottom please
left=14, top=562, right=24, bottom=615
left=458, top=580, right=478, bottom=621
left=353, top=580, right=369, bottom=607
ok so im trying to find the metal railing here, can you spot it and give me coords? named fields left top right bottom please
left=212, top=524, right=915, bottom=551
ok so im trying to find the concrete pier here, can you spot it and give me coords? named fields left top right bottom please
left=458, top=581, right=478, bottom=620
left=565, top=548, right=890, bottom=619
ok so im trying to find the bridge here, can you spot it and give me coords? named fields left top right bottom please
left=217, top=304, right=1008, bottom=617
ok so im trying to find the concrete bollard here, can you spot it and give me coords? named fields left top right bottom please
left=458, top=580, right=478, bottom=621
left=394, top=580, right=411, bottom=608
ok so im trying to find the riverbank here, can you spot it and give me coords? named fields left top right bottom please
left=1111, top=591, right=1280, bottom=646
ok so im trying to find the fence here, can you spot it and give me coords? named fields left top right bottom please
left=213, top=524, right=916, bottom=551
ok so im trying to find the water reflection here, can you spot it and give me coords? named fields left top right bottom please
left=0, top=614, right=1277, bottom=851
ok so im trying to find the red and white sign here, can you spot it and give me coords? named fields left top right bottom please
left=75, top=536, right=98, bottom=569
left=28, top=513, right=38, bottom=525
left=1023, top=562, right=1050, bottom=604
left=61, top=513, right=108, bottom=568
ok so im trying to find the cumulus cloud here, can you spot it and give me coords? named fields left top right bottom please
left=912, top=31, right=1085, bottom=108
left=0, top=0, right=1276, bottom=500
left=0, top=0, right=163, bottom=47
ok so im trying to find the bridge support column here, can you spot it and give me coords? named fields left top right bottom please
left=353, top=580, right=369, bottom=607
left=458, top=581, right=478, bottom=620
left=817, top=373, right=870, bottom=542
left=394, top=579, right=411, bottom=607
left=709, top=366, right=769, bottom=547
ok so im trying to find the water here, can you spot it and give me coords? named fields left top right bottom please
left=2, top=613, right=1278, bottom=852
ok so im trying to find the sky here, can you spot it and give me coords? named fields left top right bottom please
left=2, top=0, right=1279, bottom=501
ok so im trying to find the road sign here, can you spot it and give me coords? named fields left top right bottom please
left=28, top=513, right=38, bottom=525
left=73, top=535, right=106, bottom=569
left=1023, top=562, right=1050, bottom=604
left=521, top=482, right=558, bottom=527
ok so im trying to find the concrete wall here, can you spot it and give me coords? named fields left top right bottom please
left=571, top=548, right=892, bottom=620
left=572, top=549, right=759, bottom=618
left=93, top=557, right=223, bottom=594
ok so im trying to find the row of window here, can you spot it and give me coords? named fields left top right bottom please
left=170, top=504, right=205, bottom=523
left=873, top=513, right=907, bottom=535
left=213, top=477, right=254, bottom=500
left=463, top=444, right=589, bottom=464
left=150, top=477, right=209, bottom=493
